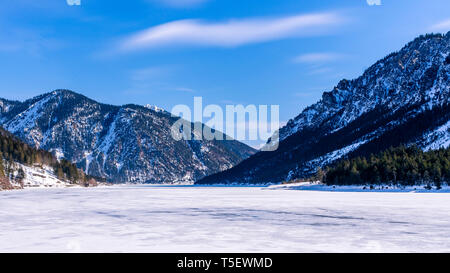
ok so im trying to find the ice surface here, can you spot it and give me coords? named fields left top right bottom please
left=1, top=185, right=450, bottom=253
left=268, top=182, right=450, bottom=193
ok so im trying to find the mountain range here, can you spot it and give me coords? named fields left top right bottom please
left=197, top=32, right=450, bottom=184
left=1, top=32, right=449, bottom=185
left=0, top=91, right=255, bottom=183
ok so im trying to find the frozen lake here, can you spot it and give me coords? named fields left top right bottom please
left=1, top=185, right=450, bottom=253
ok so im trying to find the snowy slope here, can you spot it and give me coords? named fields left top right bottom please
left=0, top=90, right=256, bottom=183
left=13, top=163, right=73, bottom=188
left=422, top=120, right=450, bottom=151
left=1, top=161, right=78, bottom=191
left=1, top=185, right=450, bottom=252
left=278, top=33, right=450, bottom=143
left=198, top=32, right=450, bottom=184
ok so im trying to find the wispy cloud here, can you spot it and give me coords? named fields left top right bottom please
left=124, top=66, right=171, bottom=94
left=430, top=19, right=450, bottom=32
left=293, top=52, right=346, bottom=77
left=149, top=0, right=209, bottom=8
left=118, top=12, right=345, bottom=52
left=129, top=66, right=170, bottom=82
left=293, top=53, right=344, bottom=64
left=125, top=66, right=196, bottom=94
left=173, top=87, right=195, bottom=93
left=307, top=67, right=334, bottom=75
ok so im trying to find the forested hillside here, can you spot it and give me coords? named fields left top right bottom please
left=0, top=89, right=255, bottom=183
left=0, top=126, right=98, bottom=189
left=323, top=146, right=450, bottom=188
left=197, top=32, right=450, bottom=185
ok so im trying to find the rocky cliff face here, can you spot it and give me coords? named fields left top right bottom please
left=197, top=32, right=450, bottom=184
left=0, top=90, right=255, bottom=183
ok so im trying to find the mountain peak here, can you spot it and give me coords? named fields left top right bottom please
left=281, top=31, right=450, bottom=142
left=0, top=90, right=256, bottom=183
left=197, top=32, right=450, bottom=185
left=49, top=89, right=96, bottom=102
left=52, top=89, right=77, bottom=95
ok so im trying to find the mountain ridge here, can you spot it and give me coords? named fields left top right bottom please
left=0, top=89, right=256, bottom=183
left=198, top=32, right=450, bottom=184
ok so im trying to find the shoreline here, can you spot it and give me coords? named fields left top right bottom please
left=266, top=182, right=450, bottom=193
left=3, top=182, right=450, bottom=193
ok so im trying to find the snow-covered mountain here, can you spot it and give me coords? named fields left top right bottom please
left=197, top=32, right=450, bottom=184
left=0, top=91, right=255, bottom=183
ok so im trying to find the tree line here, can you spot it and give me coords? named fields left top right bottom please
left=322, top=145, right=450, bottom=188
left=0, top=127, right=94, bottom=184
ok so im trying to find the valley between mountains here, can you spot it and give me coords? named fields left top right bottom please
left=0, top=32, right=449, bottom=189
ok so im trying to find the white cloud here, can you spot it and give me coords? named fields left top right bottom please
left=293, top=53, right=344, bottom=64
left=293, top=53, right=347, bottom=77
left=430, top=19, right=450, bottom=32
left=308, top=67, right=333, bottom=75
left=366, top=0, right=381, bottom=6
left=119, top=12, right=344, bottom=51
left=173, top=87, right=195, bottom=93
left=125, top=66, right=197, bottom=94
left=130, top=66, right=170, bottom=82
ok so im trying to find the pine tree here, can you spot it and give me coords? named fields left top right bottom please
left=324, top=146, right=450, bottom=187
left=57, top=167, right=64, bottom=180
left=16, top=167, right=25, bottom=182
left=315, top=167, right=325, bottom=182
left=0, top=153, right=5, bottom=178
left=0, top=126, right=94, bottom=186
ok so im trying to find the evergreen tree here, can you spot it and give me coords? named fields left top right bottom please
left=0, top=126, right=97, bottom=185
left=56, top=167, right=64, bottom=180
left=315, top=167, right=325, bottom=182
left=16, top=167, right=25, bottom=182
left=0, top=153, right=4, bottom=177
left=324, top=145, right=450, bottom=188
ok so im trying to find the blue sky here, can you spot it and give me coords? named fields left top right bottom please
left=1, top=0, right=450, bottom=137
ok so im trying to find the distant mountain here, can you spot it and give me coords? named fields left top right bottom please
left=197, top=32, right=450, bottom=184
left=0, top=90, right=255, bottom=183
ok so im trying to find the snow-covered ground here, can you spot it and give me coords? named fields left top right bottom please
left=13, top=163, right=73, bottom=188
left=268, top=182, right=450, bottom=193
left=1, top=185, right=450, bottom=253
